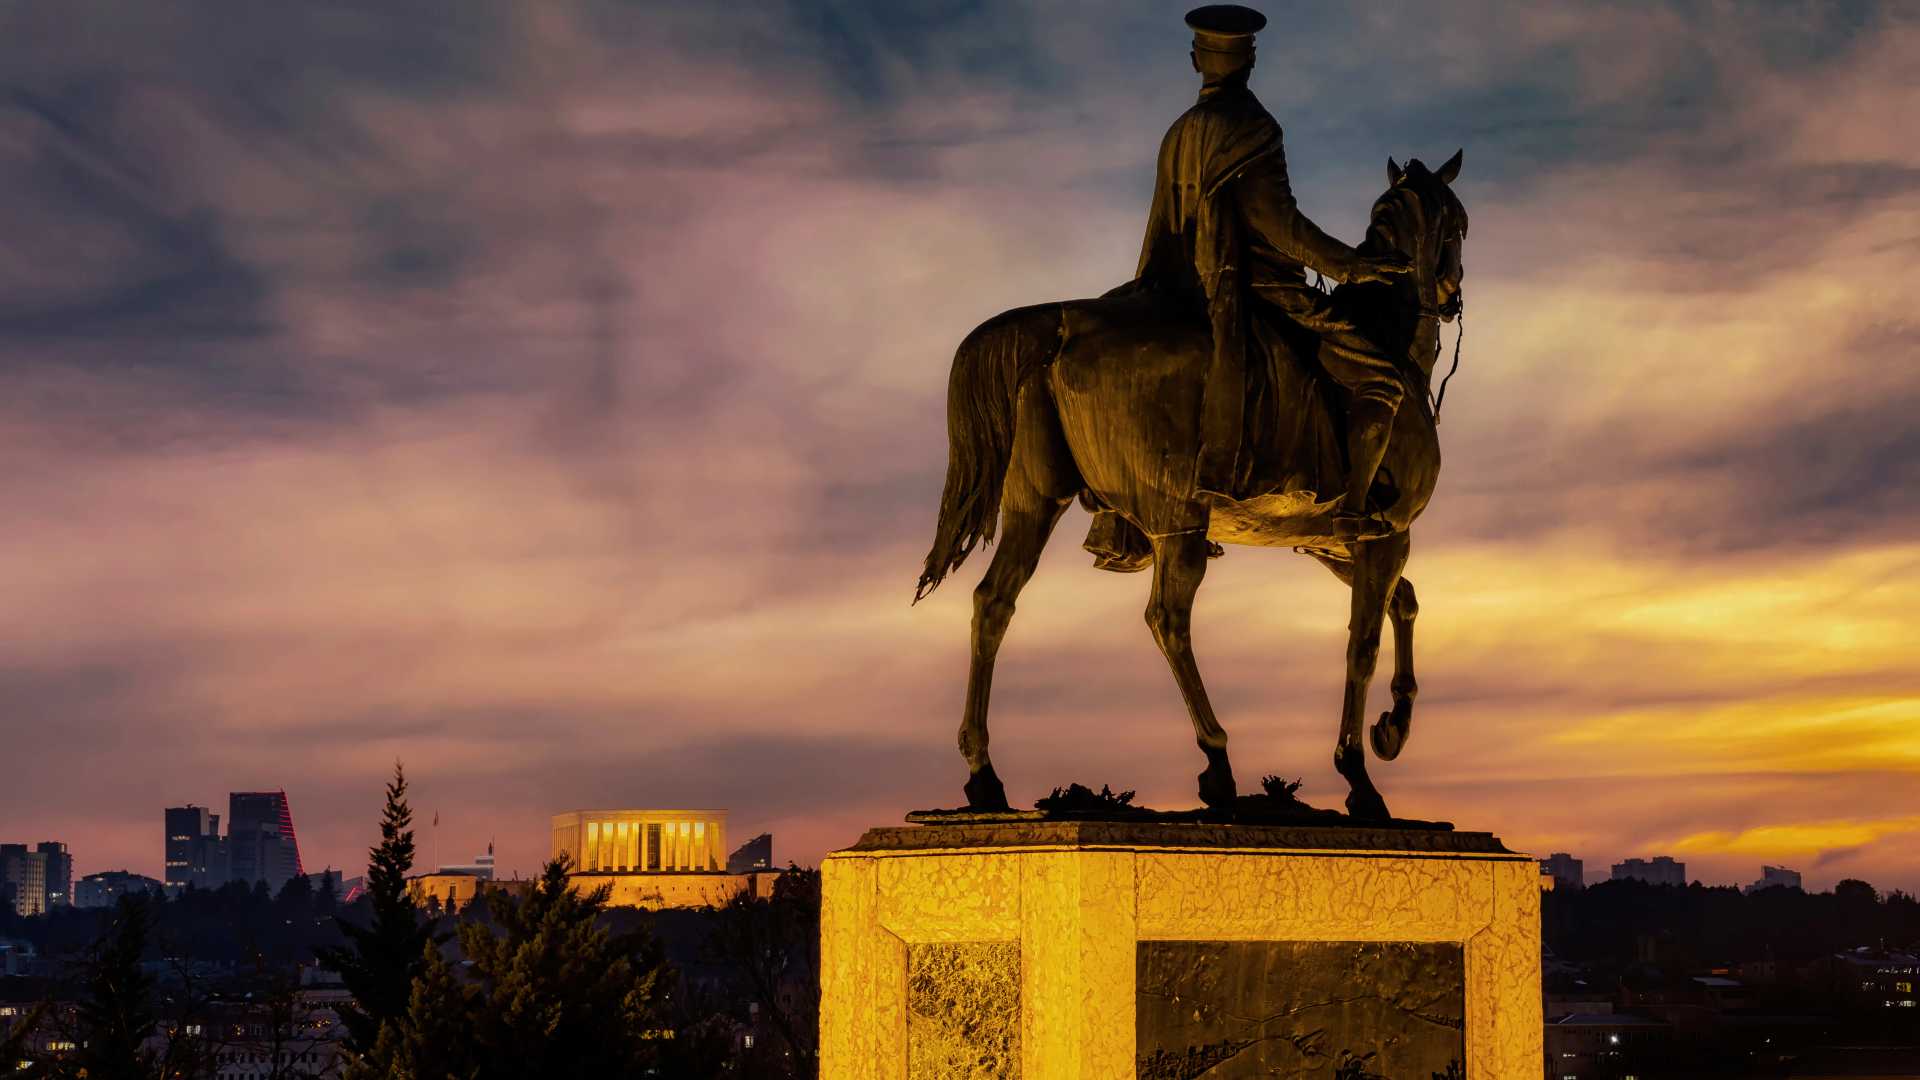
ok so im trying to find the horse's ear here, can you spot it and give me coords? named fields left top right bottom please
left=1436, top=148, right=1463, bottom=184
left=1387, top=157, right=1405, bottom=186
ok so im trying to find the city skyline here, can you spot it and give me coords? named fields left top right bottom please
left=1, top=2, right=1917, bottom=892
left=2, top=798, right=1887, bottom=897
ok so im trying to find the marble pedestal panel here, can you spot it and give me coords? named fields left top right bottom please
left=819, top=821, right=1541, bottom=1079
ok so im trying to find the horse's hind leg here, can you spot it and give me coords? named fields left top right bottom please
left=1146, top=530, right=1236, bottom=808
left=1309, top=551, right=1419, bottom=761
left=959, top=389, right=1075, bottom=810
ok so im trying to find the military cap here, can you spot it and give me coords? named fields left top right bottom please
left=1185, top=5, right=1266, bottom=53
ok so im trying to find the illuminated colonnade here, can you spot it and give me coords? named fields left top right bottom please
left=551, top=810, right=728, bottom=873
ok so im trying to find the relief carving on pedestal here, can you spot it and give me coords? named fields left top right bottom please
left=1136, top=940, right=1464, bottom=1079
left=906, top=941, right=1021, bottom=1080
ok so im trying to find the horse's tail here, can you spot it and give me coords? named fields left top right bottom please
left=915, top=303, right=1064, bottom=602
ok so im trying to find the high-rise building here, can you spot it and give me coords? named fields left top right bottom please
left=164, top=805, right=228, bottom=891
left=35, top=843, right=70, bottom=910
left=228, top=791, right=304, bottom=892
left=1611, top=856, right=1687, bottom=887
left=727, top=833, right=775, bottom=874
left=0, top=845, right=43, bottom=916
left=1746, top=865, right=1802, bottom=894
left=0, top=842, right=70, bottom=916
left=1539, top=852, right=1584, bottom=891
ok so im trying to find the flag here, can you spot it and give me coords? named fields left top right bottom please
left=433, top=811, right=439, bottom=827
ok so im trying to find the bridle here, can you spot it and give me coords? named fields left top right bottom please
left=1383, top=182, right=1468, bottom=421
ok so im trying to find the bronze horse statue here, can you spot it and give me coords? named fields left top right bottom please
left=915, top=153, right=1467, bottom=820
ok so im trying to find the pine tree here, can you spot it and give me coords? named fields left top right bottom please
left=464, top=855, right=673, bottom=1077
left=355, top=944, right=474, bottom=1080
left=370, top=856, right=675, bottom=1079
left=71, top=894, right=160, bottom=1080
left=317, top=762, right=439, bottom=1058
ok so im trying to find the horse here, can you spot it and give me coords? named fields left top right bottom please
left=913, top=152, right=1468, bottom=821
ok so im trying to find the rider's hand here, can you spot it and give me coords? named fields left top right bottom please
left=1348, top=253, right=1412, bottom=285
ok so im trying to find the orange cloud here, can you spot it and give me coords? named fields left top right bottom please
left=1666, top=816, right=1920, bottom=859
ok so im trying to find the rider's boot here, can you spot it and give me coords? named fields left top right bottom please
left=1332, top=400, right=1396, bottom=540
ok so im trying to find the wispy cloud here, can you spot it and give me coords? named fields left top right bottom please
left=1, top=1, right=1915, bottom=892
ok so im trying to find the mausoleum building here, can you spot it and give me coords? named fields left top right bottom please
left=551, top=809, right=775, bottom=909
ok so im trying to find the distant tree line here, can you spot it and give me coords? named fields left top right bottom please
left=0, top=871, right=348, bottom=971
left=1545, top=876, right=1920, bottom=971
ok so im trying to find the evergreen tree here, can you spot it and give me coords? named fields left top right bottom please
left=355, top=944, right=473, bottom=1080
left=317, top=762, right=438, bottom=1058
left=367, top=856, right=675, bottom=1079
left=71, top=894, right=159, bottom=1080
left=314, top=872, right=339, bottom=919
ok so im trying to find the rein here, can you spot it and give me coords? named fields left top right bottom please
left=1429, top=298, right=1464, bottom=422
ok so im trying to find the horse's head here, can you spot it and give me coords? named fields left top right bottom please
left=1367, top=150, right=1468, bottom=327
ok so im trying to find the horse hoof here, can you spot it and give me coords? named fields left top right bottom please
left=964, top=766, right=1010, bottom=811
left=1197, top=758, right=1238, bottom=809
left=1345, top=789, right=1391, bottom=821
left=1370, top=710, right=1410, bottom=762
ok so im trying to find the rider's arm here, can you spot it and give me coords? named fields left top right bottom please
left=1236, top=141, right=1366, bottom=282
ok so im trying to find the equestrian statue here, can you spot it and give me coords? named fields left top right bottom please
left=914, top=5, right=1468, bottom=821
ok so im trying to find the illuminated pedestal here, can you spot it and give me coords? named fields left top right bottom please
left=820, top=821, right=1541, bottom=1079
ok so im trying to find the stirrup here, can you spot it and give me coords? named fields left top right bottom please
left=1331, top=509, right=1393, bottom=540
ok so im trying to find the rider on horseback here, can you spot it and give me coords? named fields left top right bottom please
left=917, top=6, right=1468, bottom=819
left=1112, top=5, right=1412, bottom=544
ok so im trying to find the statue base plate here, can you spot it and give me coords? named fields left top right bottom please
left=907, top=779, right=1456, bottom=830
left=903, top=807, right=1454, bottom=830
left=821, top=819, right=1541, bottom=1079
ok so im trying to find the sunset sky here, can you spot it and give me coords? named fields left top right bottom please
left=2, top=1, right=1916, bottom=894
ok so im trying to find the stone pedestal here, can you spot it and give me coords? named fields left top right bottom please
left=820, top=821, right=1541, bottom=1079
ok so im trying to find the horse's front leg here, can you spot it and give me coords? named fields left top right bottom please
left=1146, top=530, right=1236, bottom=808
left=1335, top=531, right=1410, bottom=820
left=1370, top=575, right=1419, bottom=761
left=1308, top=548, right=1420, bottom=767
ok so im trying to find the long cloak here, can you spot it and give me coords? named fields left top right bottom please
left=1133, top=78, right=1283, bottom=498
